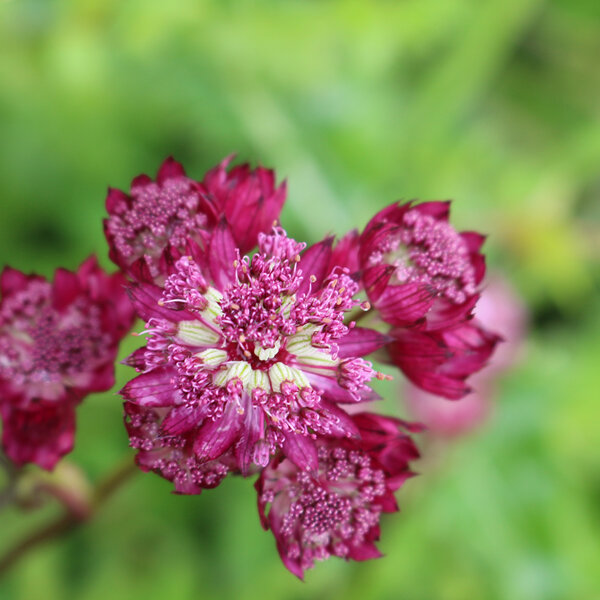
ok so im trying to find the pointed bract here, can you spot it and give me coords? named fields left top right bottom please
left=386, top=322, right=501, bottom=399
left=201, top=156, right=287, bottom=255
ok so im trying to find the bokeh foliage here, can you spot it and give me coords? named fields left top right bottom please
left=0, top=1, right=599, bottom=599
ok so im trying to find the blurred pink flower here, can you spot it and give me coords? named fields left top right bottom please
left=0, top=257, right=135, bottom=468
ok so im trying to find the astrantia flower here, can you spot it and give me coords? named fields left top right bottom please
left=359, top=201, right=486, bottom=330
left=104, top=156, right=285, bottom=281
left=256, top=413, right=421, bottom=578
left=122, top=225, right=391, bottom=489
left=0, top=257, right=135, bottom=469
left=110, top=155, right=501, bottom=575
left=353, top=201, right=499, bottom=399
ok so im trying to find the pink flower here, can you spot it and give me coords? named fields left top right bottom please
left=0, top=257, right=135, bottom=469
left=104, top=156, right=285, bottom=281
left=359, top=201, right=486, bottom=331
left=354, top=201, right=500, bottom=399
left=256, top=413, right=421, bottom=578
left=404, top=377, right=493, bottom=436
left=472, top=275, right=528, bottom=374
left=122, top=226, right=391, bottom=490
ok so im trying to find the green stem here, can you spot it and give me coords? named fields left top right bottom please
left=0, top=451, right=18, bottom=513
left=0, top=457, right=137, bottom=577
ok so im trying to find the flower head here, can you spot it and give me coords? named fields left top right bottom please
left=0, top=257, right=135, bottom=469
left=104, top=156, right=285, bottom=281
left=359, top=202, right=486, bottom=330
left=122, top=226, right=389, bottom=487
left=104, top=157, right=217, bottom=280
left=256, top=413, right=421, bottom=578
left=354, top=201, right=499, bottom=399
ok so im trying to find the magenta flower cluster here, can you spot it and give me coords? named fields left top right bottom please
left=0, top=155, right=499, bottom=577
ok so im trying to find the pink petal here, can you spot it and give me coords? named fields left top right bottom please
left=329, top=229, right=360, bottom=273
left=347, top=541, right=383, bottom=561
left=282, top=432, right=318, bottom=472
left=461, top=231, right=487, bottom=253
left=122, top=347, right=148, bottom=370
left=105, top=187, right=130, bottom=214
left=412, top=200, right=451, bottom=221
left=375, top=283, right=435, bottom=326
left=52, top=268, right=82, bottom=310
left=128, top=282, right=194, bottom=322
left=120, top=368, right=179, bottom=406
left=161, top=403, right=202, bottom=435
left=234, top=402, right=262, bottom=474
left=208, top=219, right=237, bottom=290
left=193, top=403, right=241, bottom=462
left=156, top=156, right=186, bottom=183
left=363, top=264, right=395, bottom=303
left=131, top=173, right=152, bottom=189
left=0, top=267, right=35, bottom=297
left=296, top=236, right=334, bottom=296
left=337, top=327, right=392, bottom=358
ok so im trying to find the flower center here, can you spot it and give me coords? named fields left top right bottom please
left=106, top=177, right=208, bottom=265
left=369, top=208, right=476, bottom=304
left=146, top=229, right=377, bottom=467
left=0, top=283, right=110, bottom=390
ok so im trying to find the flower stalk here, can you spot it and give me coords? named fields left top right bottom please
left=0, top=457, right=137, bottom=577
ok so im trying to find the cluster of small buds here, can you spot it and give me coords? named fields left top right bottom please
left=367, top=207, right=477, bottom=304
left=0, top=154, right=501, bottom=578
left=257, top=413, right=421, bottom=578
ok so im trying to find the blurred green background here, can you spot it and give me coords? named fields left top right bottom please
left=1, top=0, right=599, bottom=599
